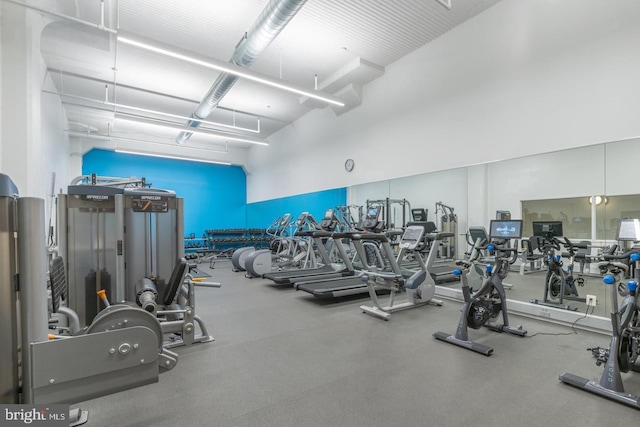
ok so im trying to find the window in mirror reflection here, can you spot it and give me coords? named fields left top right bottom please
left=522, top=194, right=640, bottom=241
left=522, top=197, right=593, bottom=239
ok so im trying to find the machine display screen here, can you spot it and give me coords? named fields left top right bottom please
left=279, top=213, right=291, bottom=226
left=489, top=220, right=523, bottom=239
left=402, top=226, right=423, bottom=243
left=367, top=207, right=379, bottom=218
left=411, top=208, right=427, bottom=222
left=323, top=209, right=334, bottom=220
left=616, top=218, right=640, bottom=241
left=468, top=227, right=488, bottom=244
left=295, top=212, right=309, bottom=226
left=532, top=221, right=563, bottom=238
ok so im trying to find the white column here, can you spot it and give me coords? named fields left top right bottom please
left=0, top=2, right=45, bottom=196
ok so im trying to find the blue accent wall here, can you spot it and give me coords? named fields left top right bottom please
left=82, top=149, right=247, bottom=236
left=82, top=149, right=346, bottom=234
left=246, top=188, right=347, bottom=228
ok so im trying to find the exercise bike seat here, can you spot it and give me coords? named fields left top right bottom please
left=405, top=270, right=426, bottom=290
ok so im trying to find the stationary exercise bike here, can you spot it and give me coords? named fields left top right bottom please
left=433, top=219, right=527, bottom=356
left=560, top=218, right=640, bottom=408
left=357, top=225, right=443, bottom=320
left=531, top=234, right=586, bottom=311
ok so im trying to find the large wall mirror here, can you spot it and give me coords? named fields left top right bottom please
left=348, top=137, right=640, bottom=324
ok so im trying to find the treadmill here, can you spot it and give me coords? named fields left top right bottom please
left=295, top=206, right=388, bottom=298
left=262, top=209, right=355, bottom=285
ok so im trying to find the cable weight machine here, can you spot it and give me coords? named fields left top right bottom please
left=435, top=201, right=457, bottom=260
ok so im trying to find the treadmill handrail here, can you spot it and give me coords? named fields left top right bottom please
left=348, top=232, right=389, bottom=243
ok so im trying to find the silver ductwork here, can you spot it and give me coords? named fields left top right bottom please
left=176, top=0, right=308, bottom=145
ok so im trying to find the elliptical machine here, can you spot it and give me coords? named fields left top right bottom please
left=433, top=219, right=527, bottom=356
left=559, top=218, right=640, bottom=408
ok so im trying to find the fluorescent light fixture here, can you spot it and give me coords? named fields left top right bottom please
left=115, top=149, right=231, bottom=166
left=116, top=102, right=260, bottom=134
left=65, top=130, right=229, bottom=154
left=115, top=114, right=269, bottom=146
left=48, top=90, right=260, bottom=134
left=117, top=33, right=345, bottom=107
left=65, top=130, right=112, bottom=141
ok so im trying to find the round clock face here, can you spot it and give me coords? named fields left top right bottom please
left=345, top=158, right=355, bottom=172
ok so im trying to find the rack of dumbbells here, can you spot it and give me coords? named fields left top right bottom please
left=189, top=228, right=270, bottom=263
left=184, top=232, right=210, bottom=261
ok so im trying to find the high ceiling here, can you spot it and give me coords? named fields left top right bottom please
left=32, top=0, right=501, bottom=150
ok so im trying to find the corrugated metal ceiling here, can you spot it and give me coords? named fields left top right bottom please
left=38, top=0, right=501, bottom=146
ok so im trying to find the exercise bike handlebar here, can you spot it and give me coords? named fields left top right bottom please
left=454, top=259, right=474, bottom=270
left=540, top=237, right=562, bottom=252
left=602, top=250, right=640, bottom=261
left=597, top=260, right=630, bottom=273
left=360, top=271, right=404, bottom=282
left=562, top=237, right=577, bottom=256
left=477, top=243, right=517, bottom=253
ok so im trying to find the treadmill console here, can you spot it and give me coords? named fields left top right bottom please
left=363, top=206, right=384, bottom=232
left=399, top=225, right=426, bottom=250
left=320, top=209, right=338, bottom=232
left=411, top=208, right=428, bottom=222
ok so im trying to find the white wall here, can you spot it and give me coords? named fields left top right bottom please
left=1, top=3, right=69, bottom=233
left=247, top=0, right=640, bottom=203
left=485, top=144, right=606, bottom=221
left=604, top=137, right=640, bottom=196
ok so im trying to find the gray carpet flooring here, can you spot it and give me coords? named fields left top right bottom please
left=77, top=260, right=640, bottom=426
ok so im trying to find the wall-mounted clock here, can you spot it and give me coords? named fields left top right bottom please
left=345, top=158, right=355, bottom=172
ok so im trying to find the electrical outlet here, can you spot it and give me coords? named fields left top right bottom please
left=586, top=294, right=597, bottom=307
left=538, top=308, right=551, bottom=318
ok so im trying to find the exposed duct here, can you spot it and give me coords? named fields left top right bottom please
left=176, top=0, right=308, bottom=145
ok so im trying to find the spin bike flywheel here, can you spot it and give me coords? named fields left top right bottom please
left=467, top=297, right=500, bottom=329
left=548, top=272, right=562, bottom=300
left=618, top=311, right=640, bottom=373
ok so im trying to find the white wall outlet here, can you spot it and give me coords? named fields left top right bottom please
left=586, top=294, right=597, bottom=307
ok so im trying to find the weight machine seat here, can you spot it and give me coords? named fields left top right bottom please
left=574, top=240, right=592, bottom=271
left=49, top=256, right=67, bottom=313
left=162, top=258, right=189, bottom=306
left=521, top=236, right=544, bottom=262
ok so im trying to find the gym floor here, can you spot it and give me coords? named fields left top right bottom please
left=78, top=260, right=640, bottom=426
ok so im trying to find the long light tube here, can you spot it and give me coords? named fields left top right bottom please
left=117, top=34, right=345, bottom=107
left=115, top=149, right=231, bottom=166
left=47, top=90, right=261, bottom=134
left=64, top=130, right=230, bottom=154
left=115, top=114, right=269, bottom=146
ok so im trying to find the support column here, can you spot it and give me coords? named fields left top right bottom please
left=0, top=2, right=45, bottom=195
